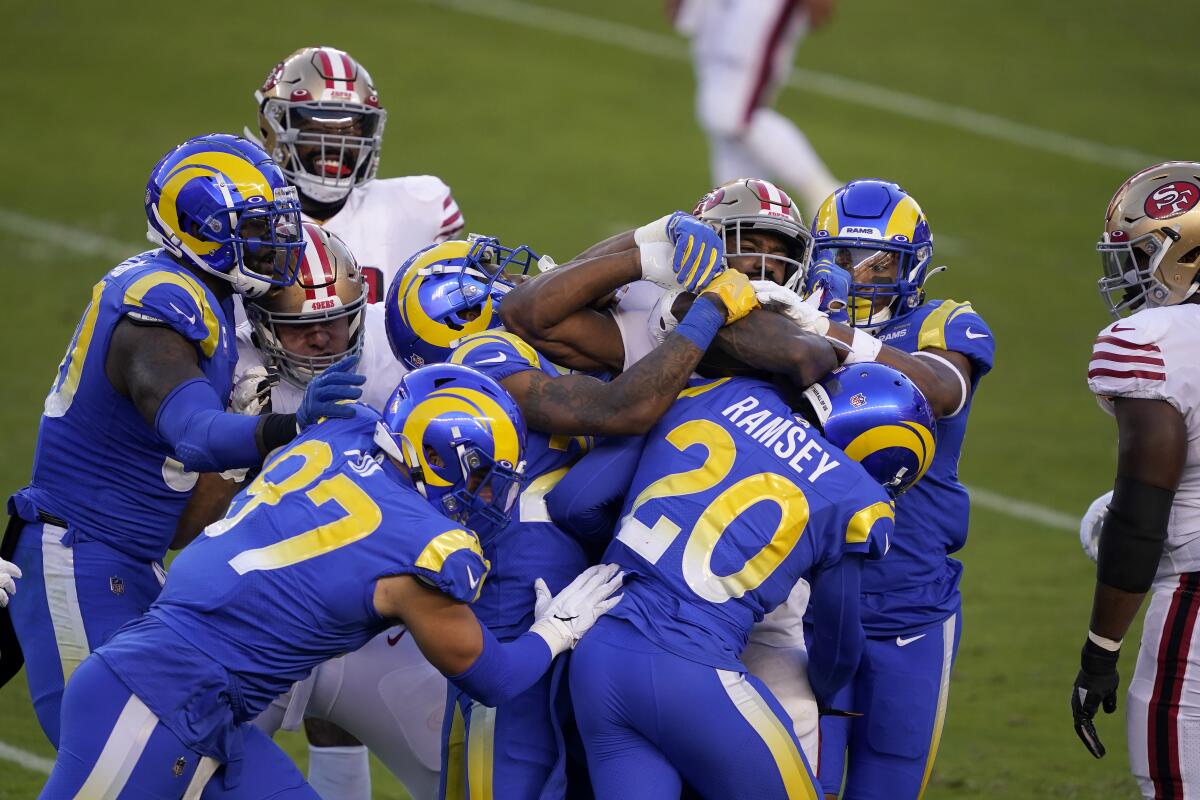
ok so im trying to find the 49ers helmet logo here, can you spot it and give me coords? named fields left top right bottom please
left=1144, top=181, right=1200, bottom=219
left=693, top=188, right=725, bottom=216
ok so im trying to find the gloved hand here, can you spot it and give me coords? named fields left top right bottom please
left=530, top=563, right=624, bottom=656
left=702, top=270, right=759, bottom=324
left=296, top=356, right=365, bottom=429
left=806, top=258, right=850, bottom=324
left=1072, top=638, right=1120, bottom=758
left=669, top=214, right=726, bottom=293
left=1079, top=491, right=1112, bottom=563
left=230, top=366, right=277, bottom=416
left=0, top=558, right=21, bottom=608
left=752, top=280, right=830, bottom=335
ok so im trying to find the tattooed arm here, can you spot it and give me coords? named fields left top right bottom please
left=500, top=294, right=730, bottom=436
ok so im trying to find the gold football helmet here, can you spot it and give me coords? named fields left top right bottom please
left=1099, top=161, right=1200, bottom=317
left=246, top=223, right=367, bottom=386
left=253, top=46, right=386, bottom=205
left=692, top=178, right=812, bottom=287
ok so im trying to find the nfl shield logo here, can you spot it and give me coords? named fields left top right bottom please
left=173, top=756, right=187, bottom=777
left=109, top=577, right=124, bottom=596
left=850, top=393, right=867, bottom=407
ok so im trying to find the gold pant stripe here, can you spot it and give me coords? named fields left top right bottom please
left=718, top=669, right=818, bottom=800
left=918, top=614, right=957, bottom=798
left=444, top=702, right=468, bottom=800
left=467, top=701, right=497, bottom=800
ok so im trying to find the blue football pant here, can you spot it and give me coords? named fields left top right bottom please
left=41, top=655, right=317, bottom=799
left=817, top=611, right=962, bottom=799
left=8, top=520, right=164, bottom=747
left=440, top=661, right=566, bottom=800
left=570, top=618, right=821, bottom=800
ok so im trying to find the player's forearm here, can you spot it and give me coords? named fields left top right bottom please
left=500, top=249, right=642, bottom=339
left=1087, top=583, right=1148, bottom=644
left=546, top=437, right=642, bottom=543
left=713, top=308, right=838, bottom=387
left=448, top=625, right=553, bottom=707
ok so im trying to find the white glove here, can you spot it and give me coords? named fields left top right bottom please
left=1080, top=491, right=1112, bottom=563
left=0, top=558, right=22, bottom=609
left=751, top=280, right=830, bottom=336
left=648, top=287, right=686, bottom=347
left=529, top=563, right=624, bottom=656
left=634, top=214, right=685, bottom=289
left=230, top=366, right=276, bottom=416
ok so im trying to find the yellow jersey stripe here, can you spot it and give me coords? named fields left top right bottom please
left=718, top=669, right=819, bottom=799
left=845, top=501, right=894, bottom=545
left=917, top=300, right=973, bottom=352
left=122, top=271, right=221, bottom=358
left=444, top=702, right=468, bottom=800
left=918, top=614, right=957, bottom=798
left=467, top=702, right=497, bottom=800
left=678, top=377, right=731, bottom=399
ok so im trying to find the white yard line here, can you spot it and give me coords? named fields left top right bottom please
left=0, top=741, right=54, bottom=775
left=419, top=0, right=1161, bottom=172
left=966, top=485, right=1076, bottom=532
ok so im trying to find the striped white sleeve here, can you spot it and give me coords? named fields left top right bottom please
left=1087, top=317, right=1170, bottom=413
left=436, top=188, right=464, bottom=242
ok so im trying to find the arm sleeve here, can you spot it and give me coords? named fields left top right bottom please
left=448, top=624, right=553, bottom=707
left=154, top=378, right=262, bottom=472
left=806, top=553, right=866, bottom=707
left=545, top=436, right=645, bottom=544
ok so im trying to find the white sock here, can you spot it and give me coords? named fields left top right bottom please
left=743, top=107, right=840, bottom=216
left=307, top=744, right=371, bottom=800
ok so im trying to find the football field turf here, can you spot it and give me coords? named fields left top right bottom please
left=0, top=1, right=1194, bottom=796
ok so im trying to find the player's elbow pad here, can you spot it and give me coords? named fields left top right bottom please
left=155, top=378, right=262, bottom=473
left=449, top=626, right=553, bottom=707
left=1096, top=476, right=1175, bottom=594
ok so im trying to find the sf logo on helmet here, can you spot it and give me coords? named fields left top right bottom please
left=1144, top=181, right=1200, bottom=219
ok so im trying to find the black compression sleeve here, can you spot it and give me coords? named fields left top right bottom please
left=255, top=413, right=299, bottom=457
left=1096, top=476, right=1175, bottom=594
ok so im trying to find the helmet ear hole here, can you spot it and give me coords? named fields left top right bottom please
left=1178, top=246, right=1200, bottom=265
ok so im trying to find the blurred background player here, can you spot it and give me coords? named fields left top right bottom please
left=251, top=46, right=464, bottom=304
left=0, top=134, right=362, bottom=748
left=772, top=179, right=993, bottom=798
left=670, top=0, right=840, bottom=215
left=38, top=365, right=625, bottom=798
left=1070, top=162, right=1200, bottom=799
left=385, top=226, right=761, bottom=798
left=553, top=364, right=936, bottom=799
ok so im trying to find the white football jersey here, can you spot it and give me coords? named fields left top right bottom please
left=1088, top=304, right=1200, bottom=577
left=235, top=303, right=407, bottom=414
left=310, top=175, right=464, bottom=304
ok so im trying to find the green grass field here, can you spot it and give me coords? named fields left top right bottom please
left=1, top=0, right=1194, bottom=796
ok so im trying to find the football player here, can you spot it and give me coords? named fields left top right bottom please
left=250, top=46, right=463, bottom=304
left=38, top=364, right=624, bottom=798
left=772, top=179, right=994, bottom=798
left=670, top=0, right=840, bottom=214
left=384, top=226, right=772, bottom=798
left=550, top=363, right=936, bottom=799
left=1070, top=162, right=1200, bottom=798
left=171, top=223, right=441, bottom=798
left=500, top=178, right=845, bottom=763
left=0, top=134, right=362, bottom=747
left=249, top=46, right=465, bottom=788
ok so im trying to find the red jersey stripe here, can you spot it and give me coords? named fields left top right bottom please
left=1095, top=335, right=1161, bottom=352
left=440, top=210, right=463, bottom=230
left=1089, top=351, right=1166, bottom=367
left=1087, top=367, right=1166, bottom=381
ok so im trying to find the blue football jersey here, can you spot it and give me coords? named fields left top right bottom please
left=866, top=299, right=995, bottom=633
left=100, top=405, right=490, bottom=723
left=449, top=330, right=590, bottom=638
left=603, top=377, right=894, bottom=671
left=13, top=251, right=237, bottom=560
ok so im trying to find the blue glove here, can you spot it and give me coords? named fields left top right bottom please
left=296, top=356, right=366, bottom=429
left=667, top=213, right=726, bottom=293
left=806, top=258, right=850, bottom=323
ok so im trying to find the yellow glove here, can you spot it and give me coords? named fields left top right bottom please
left=701, top=269, right=759, bottom=324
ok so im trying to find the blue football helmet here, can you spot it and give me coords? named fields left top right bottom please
left=146, top=133, right=305, bottom=298
left=375, top=363, right=528, bottom=532
left=385, top=236, right=537, bottom=368
left=810, top=180, right=933, bottom=329
left=801, top=363, right=936, bottom=497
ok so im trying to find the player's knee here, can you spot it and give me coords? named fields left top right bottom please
left=304, top=717, right=363, bottom=748
left=696, top=90, right=751, bottom=139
